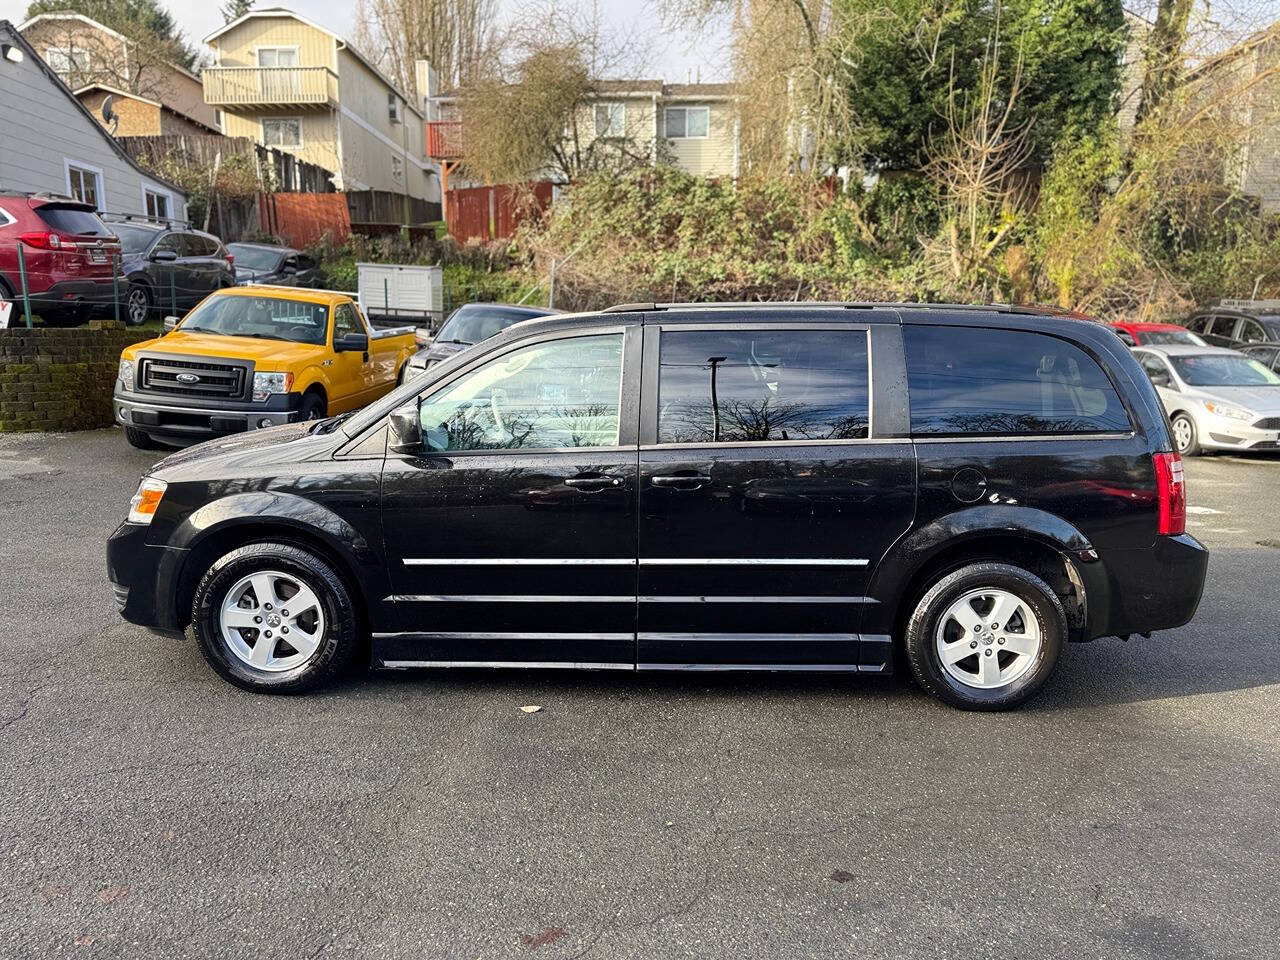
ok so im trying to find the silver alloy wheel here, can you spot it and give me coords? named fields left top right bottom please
left=127, top=287, right=149, bottom=325
left=935, top=588, right=1042, bottom=689
left=219, top=569, right=326, bottom=672
left=1173, top=415, right=1194, bottom=452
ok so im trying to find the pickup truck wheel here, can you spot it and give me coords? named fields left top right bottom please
left=903, top=562, right=1065, bottom=711
left=125, top=284, right=151, bottom=326
left=123, top=426, right=162, bottom=450
left=192, top=542, right=358, bottom=693
left=299, top=392, right=326, bottom=420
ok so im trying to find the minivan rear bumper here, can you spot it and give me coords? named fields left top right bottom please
left=1082, top=534, right=1209, bottom=639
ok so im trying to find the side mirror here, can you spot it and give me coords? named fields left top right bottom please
left=162, top=315, right=180, bottom=332
left=1150, top=372, right=1173, bottom=389
left=388, top=401, right=422, bottom=454
left=150, top=249, right=179, bottom=263
left=334, top=331, right=369, bottom=353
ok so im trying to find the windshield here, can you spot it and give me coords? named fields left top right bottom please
left=179, top=294, right=329, bottom=345
left=229, top=244, right=285, bottom=271
left=1141, top=329, right=1205, bottom=346
left=436, top=305, right=537, bottom=345
left=112, top=225, right=160, bottom=254
left=1171, top=354, right=1280, bottom=386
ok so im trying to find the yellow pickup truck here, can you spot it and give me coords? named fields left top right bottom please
left=113, top=286, right=417, bottom=448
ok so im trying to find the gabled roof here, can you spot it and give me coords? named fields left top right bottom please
left=1186, top=19, right=1280, bottom=80
left=0, top=20, right=186, bottom=197
left=72, top=83, right=221, bottom=132
left=17, top=11, right=202, bottom=83
left=204, top=7, right=423, bottom=119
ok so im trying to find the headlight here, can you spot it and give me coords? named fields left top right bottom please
left=118, top=359, right=134, bottom=390
left=252, top=371, right=294, bottom=402
left=127, top=477, right=167, bottom=525
left=1202, top=400, right=1252, bottom=421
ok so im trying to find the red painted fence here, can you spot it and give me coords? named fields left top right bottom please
left=448, top=181, right=554, bottom=245
left=260, top=192, right=351, bottom=248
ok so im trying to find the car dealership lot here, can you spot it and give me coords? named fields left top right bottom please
left=1, top=430, right=1278, bottom=958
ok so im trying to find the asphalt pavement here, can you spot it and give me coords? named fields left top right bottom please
left=1, top=429, right=1277, bottom=959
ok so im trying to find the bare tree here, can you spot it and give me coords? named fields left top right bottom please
left=26, top=15, right=194, bottom=101
left=353, top=0, right=498, bottom=96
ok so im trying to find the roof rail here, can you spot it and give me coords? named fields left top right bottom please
left=1217, top=298, right=1280, bottom=311
left=600, top=300, right=1067, bottom=316
left=99, top=210, right=192, bottom=229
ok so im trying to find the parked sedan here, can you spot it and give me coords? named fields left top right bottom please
left=404, top=302, right=560, bottom=379
left=227, top=242, right=325, bottom=288
left=1107, top=321, right=1206, bottom=347
left=1132, top=344, right=1280, bottom=454
left=111, top=222, right=235, bottom=325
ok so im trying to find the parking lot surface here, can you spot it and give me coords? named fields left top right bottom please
left=1, top=429, right=1278, bottom=959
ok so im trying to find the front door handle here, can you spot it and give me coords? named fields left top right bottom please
left=564, top=474, right=622, bottom=492
left=651, top=473, right=712, bottom=490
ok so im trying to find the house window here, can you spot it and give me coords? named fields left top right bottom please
left=391, top=155, right=404, bottom=182
left=262, top=117, right=302, bottom=148
left=257, top=47, right=300, bottom=67
left=665, top=106, right=710, bottom=139
left=66, top=163, right=102, bottom=208
left=144, top=188, right=171, bottom=220
left=594, top=103, right=625, bottom=138
left=46, top=46, right=90, bottom=74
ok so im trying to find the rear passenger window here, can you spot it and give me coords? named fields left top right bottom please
left=905, top=326, right=1130, bottom=436
left=657, top=330, right=869, bottom=444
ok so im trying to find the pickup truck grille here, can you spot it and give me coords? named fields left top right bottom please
left=139, top=357, right=247, bottom=400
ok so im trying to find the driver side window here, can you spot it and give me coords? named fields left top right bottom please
left=417, top=334, right=623, bottom=452
left=333, top=303, right=361, bottom=339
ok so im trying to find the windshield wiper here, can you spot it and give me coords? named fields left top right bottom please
left=436, top=339, right=473, bottom=346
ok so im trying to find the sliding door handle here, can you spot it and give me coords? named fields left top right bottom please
left=651, top=474, right=712, bottom=490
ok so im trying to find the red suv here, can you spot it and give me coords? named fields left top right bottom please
left=0, top=193, right=121, bottom=324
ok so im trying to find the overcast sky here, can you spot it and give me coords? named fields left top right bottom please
left=0, top=0, right=733, bottom=82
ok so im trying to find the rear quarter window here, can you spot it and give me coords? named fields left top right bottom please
left=904, top=325, right=1131, bottom=436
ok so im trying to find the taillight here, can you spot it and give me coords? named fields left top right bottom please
left=1153, top=451, right=1186, bottom=536
left=19, top=231, right=62, bottom=249
left=225, top=253, right=235, bottom=266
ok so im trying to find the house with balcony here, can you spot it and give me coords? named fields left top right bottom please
left=18, top=11, right=219, bottom=136
left=202, top=8, right=439, bottom=215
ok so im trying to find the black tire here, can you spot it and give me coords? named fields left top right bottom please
left=903, top=562, right=1066, bottom=711
left=123, top=425, right=163, bottom=449
left=125, top=283, right=152, bottom=326
left=191, top=542, right=359, bottom=694
left=298, top=391, right=326, bottom=421
left=1171, top=412, right=1201, bottom=456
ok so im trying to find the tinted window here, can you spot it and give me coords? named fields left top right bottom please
left=1207, top=316, right=1238, bottom=337
left=1238, top=318, right=1266, bottom=343
left=905, top=326, right=1130, bottom=435
left=180, top=234, right=217, bottom=257
left=152, top=233, right=181, bottom=255
left=435, top=304, right=546, bottom=346
left=1188, top=316, right=1210, bottom=333
left=657, top=330, right=869, bottom=444
left=418, top=335, right=623, bottom=452
left=37, top=205, right=110, bottom=236
left=227, top=244, right=283, bottom=271
left=113, top=224, right=160, bottom=253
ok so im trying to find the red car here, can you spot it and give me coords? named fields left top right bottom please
left=1106, top=321, right=1206, bottom=347
left=0, top=193, right=121, bottom=324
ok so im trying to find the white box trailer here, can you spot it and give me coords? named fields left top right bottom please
left=356, top=262, right=444, bottom=324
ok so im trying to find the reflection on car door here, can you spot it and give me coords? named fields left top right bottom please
left=379, top=325, right=642, bottom=668
left=177, top=233, right=218, bottom=307
left=636, top=320, right=915, bottom=671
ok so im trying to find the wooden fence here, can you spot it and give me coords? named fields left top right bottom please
left=449, top=181, right=553, bottom=244
left=118, top=135, right=334, bottom=193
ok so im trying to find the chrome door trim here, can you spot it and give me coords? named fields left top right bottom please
left=373, top=631, right=634, bottom=641
left=402, top=557, right=636, bottom=566
left=382, top=660, right=633, bottom=670
left=640, top=557, right=869, bottom=567
left=639, top=595, right=875, bottom=604
left=389, top=594, right=636, bottom=603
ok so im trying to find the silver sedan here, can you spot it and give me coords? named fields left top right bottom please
left=1132, top=344, right=1280, bottom=455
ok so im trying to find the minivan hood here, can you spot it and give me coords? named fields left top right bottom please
left=150, top=421, right=332, bottom=478
left=1191, top=385, right=1280, bottom=414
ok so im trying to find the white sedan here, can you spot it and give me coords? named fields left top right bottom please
left=1132, top=344, right=1280, bottom=455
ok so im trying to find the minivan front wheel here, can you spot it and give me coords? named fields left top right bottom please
left=191, top=542, right=359, bottom=693
left=904, top=562, right=1065, bottom=710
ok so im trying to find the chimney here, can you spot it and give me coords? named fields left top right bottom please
left=414, top=59, right=437, bottom=117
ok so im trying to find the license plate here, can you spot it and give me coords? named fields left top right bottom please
left=88, top=249, right=107, bottom=263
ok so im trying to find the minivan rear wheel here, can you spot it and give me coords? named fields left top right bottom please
left=904, top=562, right=1065, bottom=710
left=191, top=542, right=359, bottom=693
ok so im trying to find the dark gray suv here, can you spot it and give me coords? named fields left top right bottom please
left=110, top=222, right=235, bottom=325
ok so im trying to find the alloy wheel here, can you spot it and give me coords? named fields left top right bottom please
left=935, top=588, right=1042, bottom=689
left=127, top=288, right=149, bottom=325
left=1173, top=416, right=1194, bottom=453
left=219, top=570, right=326, bottom=672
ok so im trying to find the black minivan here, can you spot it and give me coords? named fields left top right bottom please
left=108, top=303, right=1208, bottom=710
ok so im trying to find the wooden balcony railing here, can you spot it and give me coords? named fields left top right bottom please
left=426, top=121, right=464, bottom=160
left=203, top=66, right=339, bottom=109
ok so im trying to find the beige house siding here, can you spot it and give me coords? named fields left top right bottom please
left=335, top=50, right=435, bottom=198
left=219, top=109, right=342, bottom=174
left=211, top=18, right=336, bottom=71
left=573, top=95, right=660, bottom=163
left=662, top=100, right=737, bottom=177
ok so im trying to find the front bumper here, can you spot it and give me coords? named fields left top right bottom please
left=113, top=386, right=303, bottom=440
left=1195, top=411, right=1280, bottom=451
left=107, top=521, right=188, bottom=634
